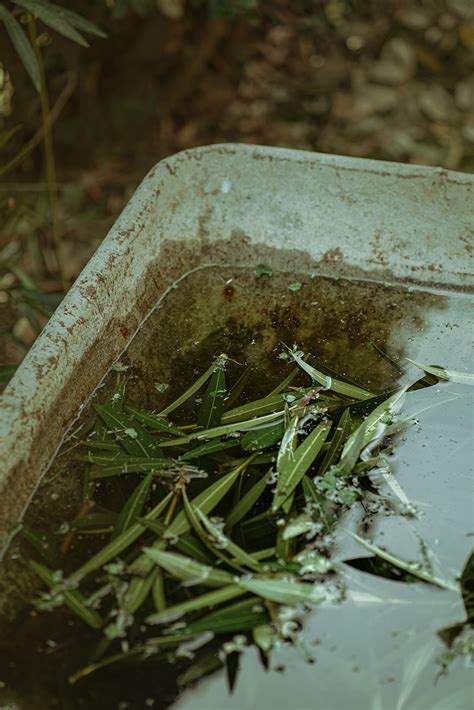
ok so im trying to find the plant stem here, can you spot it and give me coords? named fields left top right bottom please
left=27, top=18, right=68, bottom=291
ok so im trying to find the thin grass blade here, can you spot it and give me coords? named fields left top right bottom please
left=225, top=469, right=272, bottom=531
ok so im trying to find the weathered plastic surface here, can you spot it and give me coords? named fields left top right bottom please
left=0, top=144, right=472, bottom=708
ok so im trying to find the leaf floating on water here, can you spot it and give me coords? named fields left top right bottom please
left=183, top=598, right=268, bottom=635
left=343, top=530, right=457, bottom=591
left=284, top=345, right=374, bottom=400
left=147, top=585, right=245, bottom=625
left=406, top=359, right=474, bottom=386
left=94, top=405, right=162, bottom=458
left=238, top=576, right=332, bottom=606
left=143, top=548, right=234, bottom=588
left=124, top=404, right=182, bottom=435
left=241, top=421, right=285, bottom=451
left=273, top=420, right=331, bottom=511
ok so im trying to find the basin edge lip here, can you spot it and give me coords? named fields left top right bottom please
left=0, top=143, right=472, bottom=556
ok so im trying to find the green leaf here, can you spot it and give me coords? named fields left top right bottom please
left=406, top=359, right=474, bottom=386
left=160, top=360, right=217, bottom=416
left=31, top=561, right=103, bottom=628
left=152, top=567, right=166, bottom=613
left=343, top=531, right=456, bottom=591
left=184, top=598, right=267, bottom=635
left=124, top=404, right=183, bottom=435
left=181, top=490, right=244, bottom=573
left=143, top=548, right=234, bottom=588
left=285, top=346, right=373, bottom=400
left=94, top=405, right=162, bottom=458
left=318, top=409, right=351, bottom=477
left=48, top=3, right=106, bottom=37
left=198, top=363, right=226, bottom=429
left=137, top=518, right=214, bottom=565
left=253, top=624, right=275, bottom=653
left=238, top=576, right=330, bottom=605
left=222, top=393, right=286, bottom=423
left=180, top=438, right=238, bottom=460
left=164, top=463, right=243, bottom=539
left=241, top=421, right=285, bottom=451
left=72, top=491, right=173, bottom=579
left=21, top=525, right=61, bottom=566
left=273, top=420, right=331, bottom=510
left=112, top=473, right=153, bottom=539
left=255, top=263, right=272, bottom=277
left=12, top=0, right=90, bottom=46
left=123, top=566, right=158, bottom=614
left=192, top=505, right=262, bottom=572
left=147, top=584, right=245, bottom=624
left=225, top=469, right=272, bottom=531
left=335, top=388, right=407, bottom=476
left=0, top=5, right=40, bottom=90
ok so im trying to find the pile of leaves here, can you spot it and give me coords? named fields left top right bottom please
left=28, top=346, right=470, bottom=688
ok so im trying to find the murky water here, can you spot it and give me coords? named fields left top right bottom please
left=0, top=266, right=472, bottom=710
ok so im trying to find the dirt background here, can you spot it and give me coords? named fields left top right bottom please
left=0, top=0, right=473, bottom=378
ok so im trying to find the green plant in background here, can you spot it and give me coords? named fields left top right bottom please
left=0, top=1, right=106, bottom=290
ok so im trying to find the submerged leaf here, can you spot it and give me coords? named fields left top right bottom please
left=225, top=469, right=272, bottom=531
left=94, top=405, right=162, bottom=458
left=241, top=421, right=285, bottom=451
left=124, top=404, right=182, bottom=435
left=31, top=562, right=103, bottom=628
left=198, top=360, right=227, bottom=429
left=112, top=473, right=153, bottom=539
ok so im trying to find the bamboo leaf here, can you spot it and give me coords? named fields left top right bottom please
left=124, top=404, right=183, bottom=435
left=147, top=585, right=245, bottom=625
left=160, top=361, right=217, bottom=416
left=238, top=576, right=330, bottom=605
left=225, top=469, right=272, bottom=531
left=335, top=388, right=407, bottom=476
left=31, top=561, right=103, bottom=628
left=343, top=530, right=456, bottom=591
left=112, top=473, right=153, bottom=539
left=198, top=362, right=226, bottom=429
left=181, top=438, right=238, bottom=461
left=0, top=5, right=40, bottom=90
left=72, top=491, right=173, bottom=579
left=137, top=518, right=214, bottom=565
left=273, top=420, right=331, bottom=511
left=192, top=505, right=262, bottom=572
left=222, top=394, right=286, bottom=424
left=318, top=409, right=351, bottom=477
left=152, top=567, right=166, bottom=613
left=123, top=566, right=158, bottom=614
left=406, top=359, right=474, bottom=386
left=143, top=548, right=234, bottom=588
left=241, top=421, right=285, bottom=451
left=12, top=0, right=90, bottom=46
left=164, top=464, right=243, bottom=539
left=94, top=405, right=162, bottom=458
left=285, top=346, right=373, bottom=400
left=184, top=598, right=267, bottom=635
left=181, top=491, right=244, bottom=572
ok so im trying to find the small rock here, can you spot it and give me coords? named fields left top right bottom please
left=370, top=38, right=416, bottom=85
left=397, top=8, right=431, bottom=30
left=418, top=85, right=457, bottom=122
left=447, top=0, right=474, bottom=21
left=455, top=78, right=474, bottom=111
